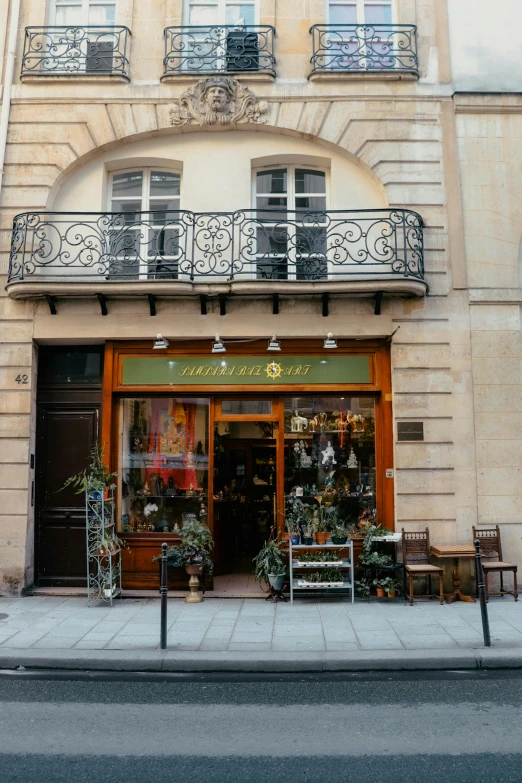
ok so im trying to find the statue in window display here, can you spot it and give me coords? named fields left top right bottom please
left=321, top=440, right=337, bottom=467
left=309, top=412, right=328, bottom=432
left=291, top=410, right=308, bottom=433
left=335, top=412, right=349, bottom=447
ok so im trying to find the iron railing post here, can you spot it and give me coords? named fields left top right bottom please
left=160, top=542, right=168, bottom=650
left=474, top=538, right=491, bottom=647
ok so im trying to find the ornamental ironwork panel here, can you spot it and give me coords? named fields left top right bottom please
left=163, top=26, right=275, bottom=76
left=8, top=209, right=424, bottom=283
left=310, top=24, right=418, bottom=75
left=21, top=26, right=131, bottom=78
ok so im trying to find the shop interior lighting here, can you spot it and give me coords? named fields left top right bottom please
left=153, top=334, right=169, bottom=350
left=267, top=334, right=281, bottom=351
left=323, top=332, right=338, bottom=349
left=211, top=334, right=226, bottom=353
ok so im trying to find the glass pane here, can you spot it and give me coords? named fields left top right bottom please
left=88, top=4, right=116, bottom=24
left=256, top=196, right=287, bottom=217
left=295, top=196, right=327, bottom=211
left=256, top=169, right=287, bottom=195
left=283, top=396, right=377, bottom=538
left=189, top=4, right=218, bottom=25
left=364, top=4, right=393, bottom=24
left=225, top=4, right=256, bottom=25
left=111, top=171, right=143, bottom=198
left=38, top=347, right=102, bottom=384
left=295, top=169, right=326, bottom=195
left=121, top=398, right=210, bottom=533
left=329, top=3, right=357, bottom=24
left=146, top=200, right=181, bottom=216
left=150, top=172, right=181, bottom=197
left=55, top=5, right=83, bottom=25
left=221, top=400, right=273, bottom=415
left=110, top=200, right=142, bottom=217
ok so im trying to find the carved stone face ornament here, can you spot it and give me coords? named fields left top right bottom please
left=169, top=76, right=269, bottom=127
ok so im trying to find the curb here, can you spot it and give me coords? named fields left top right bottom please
left=1, top=647, right=522, bottom=673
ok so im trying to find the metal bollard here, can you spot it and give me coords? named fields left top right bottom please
left=474, top=539, right=491, bottom=647
left=160, top=542, right=168, bottom=650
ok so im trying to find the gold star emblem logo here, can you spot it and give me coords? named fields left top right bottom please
left=265, top=361, right=282, bottom=379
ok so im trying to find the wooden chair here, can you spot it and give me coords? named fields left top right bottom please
left=472, top=525, right=518, bottom=601
left=401, top=528, right=444, bottom=606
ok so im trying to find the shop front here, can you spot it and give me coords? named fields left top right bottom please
left=100, top=339, right=393, bottom=592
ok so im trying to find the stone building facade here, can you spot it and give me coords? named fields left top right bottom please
left=0, top=0, right=520, bottom=594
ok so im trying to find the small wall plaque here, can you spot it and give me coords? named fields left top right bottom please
left=397, top=422, right=424, bottom=442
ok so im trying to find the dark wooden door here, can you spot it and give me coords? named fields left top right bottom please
left=35, top=406, right=99, bottom=586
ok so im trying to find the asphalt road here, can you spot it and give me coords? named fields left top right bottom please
left=1, top=669, right=522, bottom=782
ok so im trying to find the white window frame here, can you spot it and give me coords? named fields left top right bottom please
left=50, top=0, right=117, bottom=26
left=326, top=0, right=395, bottom=25
left=108, top=167, right=182, bottom=280
left=252, top=164, right=330, bottom=282
left=184, top=0, right=260, bottom=26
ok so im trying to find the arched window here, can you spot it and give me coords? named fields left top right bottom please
left=253, top=166, right=328, bottom=281
left=108, top=169, right=181, bottom=280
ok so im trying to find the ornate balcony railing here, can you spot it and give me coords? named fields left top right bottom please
left=310, top=24, right=418, bottom=76
left=21, top=26, right=131, bottom=79
left=163, top=25, right=276, bottom=77
left=9, top=210, right=424, bottom=287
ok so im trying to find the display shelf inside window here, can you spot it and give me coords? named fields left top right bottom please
left=283, top=396, right=376, bottom=526
left=121, top=397, right=210, bottom=534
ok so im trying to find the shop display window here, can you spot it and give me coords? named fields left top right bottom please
left=284, top=396, right=376, bottom=527
left=120, top=397, right=209, bottom=533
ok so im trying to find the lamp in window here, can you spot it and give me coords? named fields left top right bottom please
left=267, top=334, right=281, bottom=352
left=323, top=332, right=338, bottom=349
left=153, top=334, right=169, bottom=350
left=212, top=334, right=226, bottom=354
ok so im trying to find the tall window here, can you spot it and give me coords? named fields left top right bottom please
left=51, top=0, right=116, bottom=25
left=109, top=169, right=181, bottom=279
left=328, top=0, right=393, bottom=24
left=187, top=0, right=257, bottom=25
left=254, top=167, right=328, bottom=281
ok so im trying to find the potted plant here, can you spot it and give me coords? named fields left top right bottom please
left=253, top=538, right=287, bottom=593
left=356, top=577, right=371, bottom=599
left=383, top=577, right=400, bottom=599
left=331, top=522, right=349, bottom=545
left=285, top=496, right=306, bottom=545
left=62, top=441, right=117, bottom=499
left=300, top=518, right=315, bottom=546
left=153, top=519, right=214, bottom=603
left=373, top=578, right=387, bottom=598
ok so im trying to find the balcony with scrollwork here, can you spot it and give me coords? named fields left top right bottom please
left=20, top=26, right=131, bottom=81
left=7, top=209, right=426, bottom=310
left=162, top=26, right=276, bottom=81
left=309, top=24, right=418, bottom=81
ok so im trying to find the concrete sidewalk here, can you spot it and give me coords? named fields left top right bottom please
left=0, top=594, right=521, bottom=671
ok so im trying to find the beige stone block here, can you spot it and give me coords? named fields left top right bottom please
left=471, top=331, right=522, bottom=359
left=4, top=143, right=77, bottom=171
left=393, top=393, right=453, bottom=418
left=7, top=122, right=95, bottom=159
left=0, top=187, right=48, bottom=209
left=107, top=104, right=137, bottom=141
left=0, top=515, right=29, bottom=541
left=396, top=469, right=455, bottom=494
left=0, top=440, right=29, bottom=464
left=468, top=263, right=518, bottom=289
left=396, top=495, right=456, bottom=521
left=392, top=369, right=453, bottom=393
left=386, top=183, right=444, bottom=206
left=0, top=321, right=33, bottom=343
left=0, top=344, right=33, bottom=367
left=276, top=101, right=305, bottom=132
left=470, top=305, right=521, bottom=331
left=478, top=495, right=522, bottom=524
left=476, top=441, right=522, bottom=469
left=0, top=299, right=34, bottom=320
left=474, top=385, right=522, bottom=413
left=473, top=358, right=522, bottom=386
left=358, top=141, right=442, bottom=171
left=392, top=343, right=451, bottom=369
left=2, top=165, right=62, bottom=189
left=132, top=104, right=158, bottom=135
left=0, top=490, right=28, bottom=515
left=395, top=442, right=454, bottom=469
left=0, top=393, right=31, bottom=415
left=477, top=468, right=522, bottom=497
left=298, top=102, right=330, bottom=137
left=423, top=274, right=450, bottom=296
left=457, top=138, right=503, bottom=163
left=0, top=416, right=30, bottom=438
left=0, top=368, right=32, bottom=391
left=319, top=102, right=350, bottom=144
left=476, top=412, right=522, bottom=440
left=0, top=464, right=29, bottom=489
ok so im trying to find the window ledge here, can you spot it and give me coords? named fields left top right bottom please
left=308, top=69, right=418, bottom=82
left=6, top=278, right=428, bottom=301
left=20, top=73, right=130, bottom=84
left=160, top=71, right=275, bottom=83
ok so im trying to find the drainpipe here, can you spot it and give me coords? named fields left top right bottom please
left=0, top=0, right=21, bottom=198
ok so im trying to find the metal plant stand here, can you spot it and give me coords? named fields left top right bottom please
left=86, top=487, right=122, bottom=605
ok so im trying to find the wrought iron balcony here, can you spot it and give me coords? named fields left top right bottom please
left=163, top=25, right=276, bottom=77
left=309, top=24, right=418, bottom=78
left=21, top=26, right=131, bottom=79
left=8, top=210, right=425, bottom=297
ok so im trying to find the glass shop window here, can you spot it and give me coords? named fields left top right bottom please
left=284, top=396, right=377, bottom=528
left=121, top=398, right=210, bottom=533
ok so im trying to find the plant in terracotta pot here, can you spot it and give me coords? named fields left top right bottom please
left=154, top=519, right=214, bottom=603
left=373, top=578, right=388, bottom=598
left=382, top=577, right=400, bottom=599
left=253, top=538, right=287, bottom=595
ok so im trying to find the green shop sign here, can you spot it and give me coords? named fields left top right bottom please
left=122, top=356, right=371, bottom=386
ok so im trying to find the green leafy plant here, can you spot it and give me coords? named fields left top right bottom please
left=253, top=538, right=286, bottom=583
left=153, top=519, right=214, bottom=580
left=285, top=496, right=308, bottom=535
left=382, top=577, right=401, bottom=596
left=359, top=551, right=393, bottom=567
left=296, top=551, right=341, bottom=563
left=301, top=568, right=344, bottom=583
left=61, top=441, right=117, bottom=495
left=355, top=577, right=371, bottom=598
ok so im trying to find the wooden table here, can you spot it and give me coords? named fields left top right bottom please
left=431, top=545, right=476, bottom=603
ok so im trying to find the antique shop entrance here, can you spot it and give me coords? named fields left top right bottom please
left=105, top=340, right=394, bottom=593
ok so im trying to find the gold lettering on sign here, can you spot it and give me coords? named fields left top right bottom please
left=195, top=366, right=205, bottom=376
left=254, top=366, right=261, bottom=376
left=293, top=365, right=302, bottom=376
left=238, top=366, right=247, bottom=376
left=302, top=365, right=311, bottom=375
